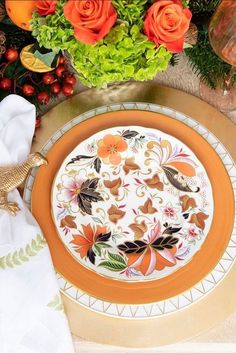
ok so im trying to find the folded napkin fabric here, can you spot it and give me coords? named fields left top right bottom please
left=0, top=95, right=75, bottom=353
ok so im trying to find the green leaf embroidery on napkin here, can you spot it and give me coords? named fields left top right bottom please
left=0, top=234, right=46, bottom=270
left=47, top=294, right=64, bottom=311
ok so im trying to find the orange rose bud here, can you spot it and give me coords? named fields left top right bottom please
left=144, top=0, right=192, bottom=53
left=36, top=0, right=57, bottom=16
left=63, top=0, right=117, bottom=45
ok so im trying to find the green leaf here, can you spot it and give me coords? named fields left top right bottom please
left=0, top=258, right=5, bottom=269
left=98, top=260, right=127, bottom=272
left=97, top=243, right=111, bottom=249
left=5, top=254, right=14, bottom=268
left=34, top=50, right=57, bottom=67
left=91, top=217, right=103, bottom=225
left=19, top=249, right=28, bottom=262
left=12, top=251, right=21, bottom=266
left=93, top=244, right=102, bottom=257
left=47, top=294, right=64, bottom=311
left=37, top=234, right=43, bottom=243
left=108, top=252, right=126, bottom=265
left=26, top=244, right=36, bottom=257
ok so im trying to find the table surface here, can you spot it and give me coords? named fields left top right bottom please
left=35, top=54, right=236, bottom=352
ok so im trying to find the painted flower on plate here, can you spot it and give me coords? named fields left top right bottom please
left=70, top=224, right=109, bottom=263
left=187, top=225, right=198, bottom=238
left=160, top=202, right=179, bottom=221
left=57, top=171, right=87, bottom=213
left=97, top=134, right=128, bottom=165
left=119, top=221, right=178, bottom=276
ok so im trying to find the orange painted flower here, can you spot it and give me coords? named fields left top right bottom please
left=71, top=224, right=108, bottom=262
left=118, top=221, right=178, bottom=276
left=144, top=0, right=192, bottom=53
left=97, top=134, right=128, bottom=165
left=63, top=0, right=117, bottom=45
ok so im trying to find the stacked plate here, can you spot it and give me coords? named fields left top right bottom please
left=24, top=103, right=236, bottom=319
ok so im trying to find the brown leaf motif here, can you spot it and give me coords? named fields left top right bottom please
left=189, top=212, right=209, bottom=230
left=77, top=178, right=103, bottom=215
left=108, top=205, right=125, bottom=224
left=60, top=215, right=77, bottom=229
left=144, top=174, right=164, bottom=191
left=104, top=178, right=121, bottom=196
left=123, top=157, right=140, bottom=174
left=139, top=198, right=157, bottom=214
left=180, top=195, right=197, bottom=212
left=129, top=221, right=148, bottom=239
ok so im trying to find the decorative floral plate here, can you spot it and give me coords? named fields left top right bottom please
left=52, top=126, right=213, bottom=282
left=25, top=103, right=236, bottom=318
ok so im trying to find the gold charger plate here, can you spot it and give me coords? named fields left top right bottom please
left=30, top=83, right=236, bottom=347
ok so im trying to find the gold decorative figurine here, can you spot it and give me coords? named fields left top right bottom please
left=0, top=152, right=47, bottom=216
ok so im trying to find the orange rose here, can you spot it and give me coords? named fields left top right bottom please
left=63, top=0, right=117, bottom=45
left=36, top=0, right=57, bottom=16
left=144, top=0, right=192, bottom=53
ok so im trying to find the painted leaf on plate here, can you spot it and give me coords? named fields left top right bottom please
left=87, top=248, right=96, bottom=264
left=121, top=130, right=139, bottom=139
left=180, top=195, right=197, bottom=212
left=60, top=215, right=77, bottom=229
left=107, top=205, right=125, bottom=224
left=162, top=166, right=199, bottom=192
left=189, top=212, right=209, bottom=230
left=96, top=231, right=112, bottom=242
left=129, top=221, right=148, bottom=239
left=94, top=157, right=101, bottom=173
left=144, top=174, right=164, bottom=191
left=163, top=226, right=182, bottom=235
left=108, top=252, right=126, bottom=265
left=165, top=161, right=196, bottom=177
left=123, top=157, right=140, bottom=174
left=77, top=178, right=103, bottom=215
left=67, top=154, right=94, bottom=166
left=151, top=235, right=179, bottom=250
left=118, top=240, right=147, bottom=254
left=98, top=260, right=127, bottom=272
left=104, top=178, right=121, bottom=196
left=139, top=198, right=157, bottom=214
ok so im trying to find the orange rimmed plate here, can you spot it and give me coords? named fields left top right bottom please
left=31, top=108, right=235, bottom=306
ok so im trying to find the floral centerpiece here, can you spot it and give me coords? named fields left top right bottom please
left=31, top=0, right=192, bottom=88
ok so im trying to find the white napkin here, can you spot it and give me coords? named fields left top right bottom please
left=0, top=95, right=75, bottom=353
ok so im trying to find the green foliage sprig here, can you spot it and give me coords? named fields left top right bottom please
left=189, top=0, right=220, bottom=15
left=0, top=234, right=46, bottom=270
left=31, top=0, right=172, bottom=88
left=185, top=25, right=235, bottom=89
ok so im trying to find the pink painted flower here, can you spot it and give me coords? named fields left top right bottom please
left=188, top=226, right=198, bottom=238
left=160, top=202, right=179, bottom=221
left=57, top=172, right=86, bottom=212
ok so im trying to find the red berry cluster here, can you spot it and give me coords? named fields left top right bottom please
left=23, top=56, right=76, bottom=104
left=0, top=51, right=77, bottom=107
left=0, top=48, right=18, bottom=90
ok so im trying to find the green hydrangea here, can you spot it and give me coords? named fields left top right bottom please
left=31, top=0, right=172, bottom=88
